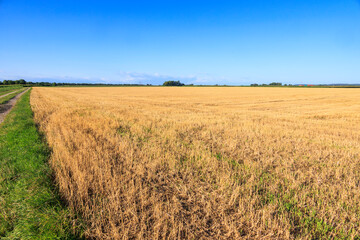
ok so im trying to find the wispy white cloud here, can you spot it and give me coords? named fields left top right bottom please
left=112, top=71, right=249, bottom=85
left=0, top=72, right=107, bottom=84
left=0, top=70, right=247, bottom=85
left=113, top=71, right=198, bottom=85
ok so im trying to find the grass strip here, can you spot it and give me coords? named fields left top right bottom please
left=0, top=90, right=84, bottom=239
left=0, top=89, right=19, bottom=97
left=0, top=89, right=27, bottom=104
left=0, top=86, right=23, bottom=96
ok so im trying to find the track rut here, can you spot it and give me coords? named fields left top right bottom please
left=0, top=88, right=29, bottom=124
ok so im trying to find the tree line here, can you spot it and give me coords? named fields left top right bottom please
left=1, top=79, right=190, bottom=87
left=250, top=82, right=288, bottom=87
left=1, top=79, right=154, bottom=87
left=1, top=79, right=27, bottom=85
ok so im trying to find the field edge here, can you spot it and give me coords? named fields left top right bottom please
left=0, top=89, right=84, bottom=239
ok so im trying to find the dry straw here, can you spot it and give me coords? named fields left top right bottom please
left=31, top=87, right=360, bottom=239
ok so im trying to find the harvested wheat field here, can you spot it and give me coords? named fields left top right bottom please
left=30, top=87, right=360, bottom=239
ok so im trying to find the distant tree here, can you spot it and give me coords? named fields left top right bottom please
left=15, top=80, right=25, bottom=84
left=250, top=83, right=259, bottom=87
left=3, top=80, right=16, bottom=85
left=18, top=79, right=26, bottom=84
left=52, top=82, right=57, bottom=86
left=163, top=80, right=185, bottom=86
left=269, top=82, right=282, bottom=86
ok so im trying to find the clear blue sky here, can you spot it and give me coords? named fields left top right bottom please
left=1, top=0, right=360, bottom=85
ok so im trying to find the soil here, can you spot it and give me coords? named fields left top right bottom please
left=0, top=89, right=29, bottom=124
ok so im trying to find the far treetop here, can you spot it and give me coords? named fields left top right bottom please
left=162, top=80, right=185, bottom=86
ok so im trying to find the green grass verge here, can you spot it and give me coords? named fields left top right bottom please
left=0, top=89, right=26, bottom=105
left=0, top=86, right=23, bottom=96
left=0, top=90, right=84, bottom=239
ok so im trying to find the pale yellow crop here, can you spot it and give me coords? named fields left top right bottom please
left=31, top=87, right=360, bottom=239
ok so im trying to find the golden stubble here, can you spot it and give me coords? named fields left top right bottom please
left=30, top=87, right=360, bottom=239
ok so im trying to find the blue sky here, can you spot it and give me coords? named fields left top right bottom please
left=1, top=0, right=360, bottom=85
